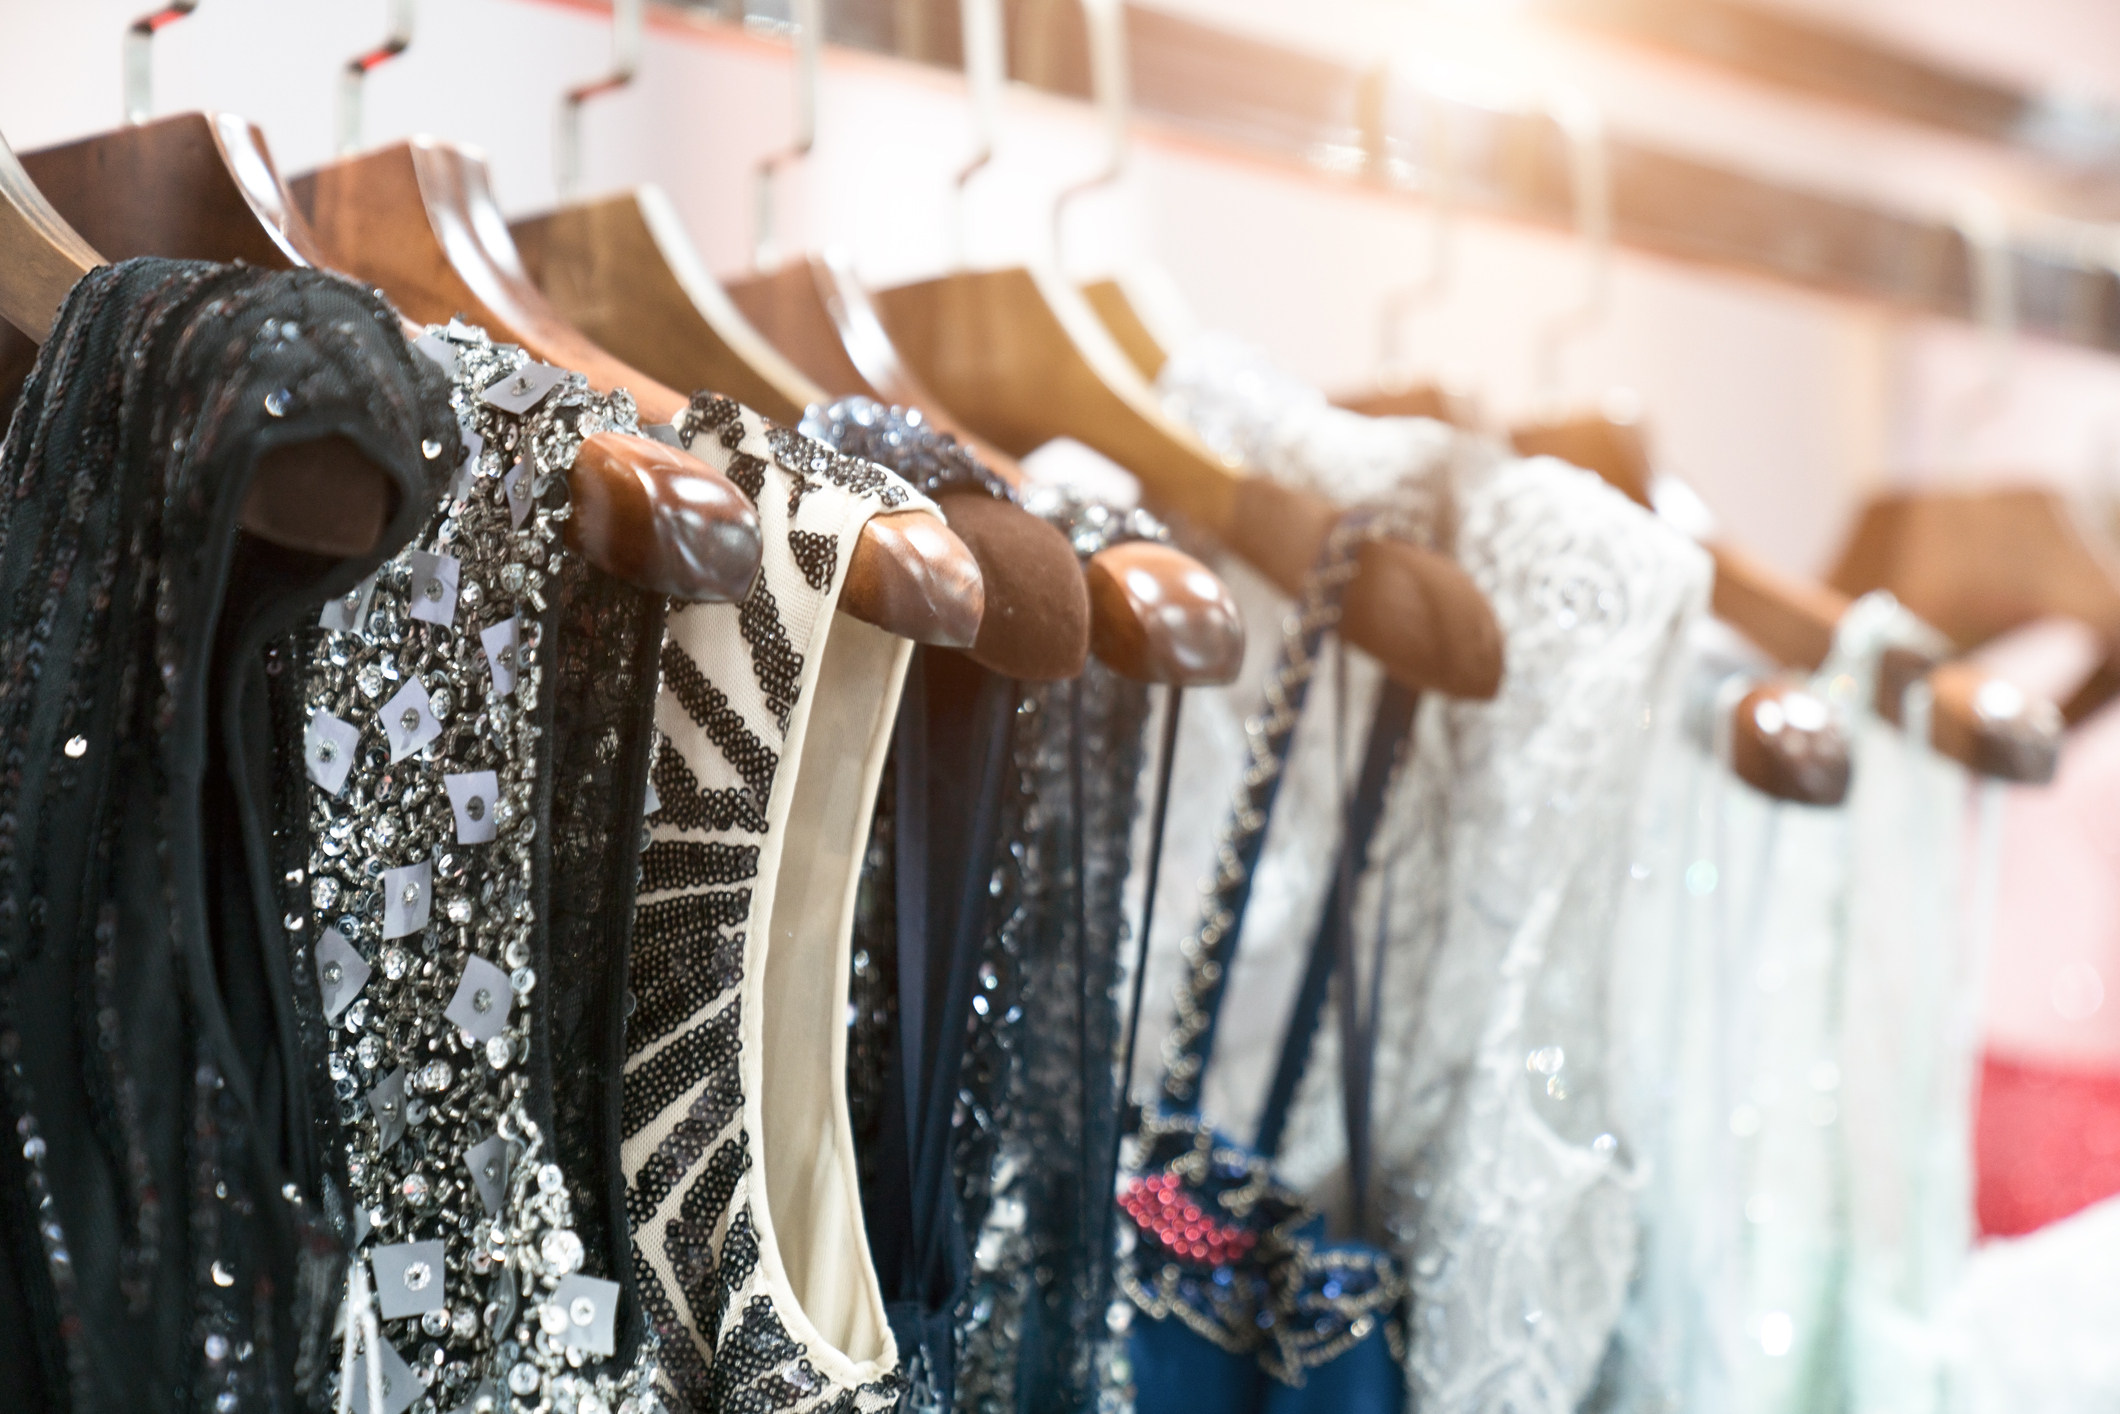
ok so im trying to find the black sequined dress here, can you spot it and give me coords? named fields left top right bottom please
left=0, top=260, right=456, bottom=1414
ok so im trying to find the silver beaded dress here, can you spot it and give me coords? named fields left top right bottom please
left=289, top=322, right=667, bottom=1414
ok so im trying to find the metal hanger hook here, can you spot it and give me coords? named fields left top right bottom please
left=1052, top=0, right=1129, bottom=277
left=1532, top=86, right=1611, bottom=417
left=337, top=0, right=415, bottom=157
left=753, top=0, right=820, bottom=272
left=1948, top=193, right=2018, bottom=457
left=557, top=0, right=644, bottom=200
left=123, top=1, right=200, bottom=126
left=953, top=0, right=1006, bottom=271
left=1375, top=73, right=1458, bottom=385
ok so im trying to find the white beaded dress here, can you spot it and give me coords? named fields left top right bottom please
left=621, top=393, right=937, bottom=1413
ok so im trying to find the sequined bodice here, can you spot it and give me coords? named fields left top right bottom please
left=291, top=323, right=664, bottom=1414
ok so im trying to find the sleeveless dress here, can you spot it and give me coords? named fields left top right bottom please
left=623, top=393, right=936, bottom=1413
left=808, top=393, right=1167, bottom=1414
left=289, top=320, right=667, bottom=1414
left=1152, top=335, right=1709, bottom=1413
left=0, top=259, right=454, bottom=1414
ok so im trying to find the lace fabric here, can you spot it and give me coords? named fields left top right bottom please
left=0, top=259, right=456, bottom=1414
left=1151, top=335, right=1710, bottom=1414
left=625, top=393, right=935, bottom=1414
left=289, top=321, right=665, bottom=1414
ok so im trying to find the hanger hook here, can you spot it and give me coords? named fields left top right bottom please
left=124, top=1, right=200, bottom=126
left=1052, top=0, right=1129, bottom=278
left=953, top=0, right=1006, bottom=271
left=1374, top=73, right=1457, bottom=387
left=1948, top=194, right=2017, bottom=458
left=557, top=0, right=644, bottom=201
left=337, top=0, right=415, bottom=157
left=753, top=0, right=820, bottom=273
left=1532, top=87, right=1610, bottom=417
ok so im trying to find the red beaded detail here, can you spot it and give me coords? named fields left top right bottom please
left=1118, top=1172, right=1260, bottom=1267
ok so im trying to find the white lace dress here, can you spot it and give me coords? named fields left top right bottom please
left=1146, top=336, right=1710, bottom=1413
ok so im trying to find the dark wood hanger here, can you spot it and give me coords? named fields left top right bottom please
left=7, top=115, right=759, bottom=598
left=870, top=264, right=1502, bottom=698
left=1514, top=409, right=2061, bottom=785
left=1828, top=487, right=2120, bottom=726
left=507, top=190, right=1066, bottom=679
left=284, top=137, right=978, bottom=633
left=510, top=191, right=1241, bottom=687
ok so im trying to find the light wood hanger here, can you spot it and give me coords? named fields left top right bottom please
left=1513, top=410, right=2062, bottom=784
left=0, top=130, right=100, bottom=343
left=1829, top=488, right=2120, bottom=727
left=505, top=0, right=1079, bottom=683
left=510, top=0, right=1236, bottom=686
left=872, top=0, right=1500, bottom=697
left=729, top=252, right=1243, bottom=686
left=277, top=0, right=976, bottom=628
left=6, top=102, right=758, bottom=599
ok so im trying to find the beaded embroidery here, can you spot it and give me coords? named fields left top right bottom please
left=626, top=393, right=933, bottom=1414
left=291, top=323, right=662, bottom=1414
left=1119, top=513, right=1411, bottom=1383
left=0, top=261, right=458, bottom=1412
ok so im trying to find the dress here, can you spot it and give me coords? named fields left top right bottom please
left=623, top=393, right=937, bottom=1413
left=0, top=260, right=455, bottom=1413
left=947, top=484, right=1163, bottom=1414
left=1121, top=511, right=1411, bottom=1414
left=291, top=320, right=667, bottom=1414
left=806, top=400, right=1161, bottom=1414
left=1153, top=335, right=1710, bottom=1413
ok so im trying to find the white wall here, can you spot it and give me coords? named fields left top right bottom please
left=9, top=0, right=2120, bottom=580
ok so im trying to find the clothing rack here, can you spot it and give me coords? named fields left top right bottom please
left=647, top=0, right=2120, bottom=355
left=1536, top=0, right=2120, bottom=180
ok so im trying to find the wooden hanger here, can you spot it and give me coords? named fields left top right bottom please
left=1828, top=488, right=2120, bottom=727
left=511, top=192, right=1071, bottom=680
left=5, top=110, right=759, bottom=601
left=286, top=135, right=985, bottom=632
left=507, top=0, right=1234, bottom=686
left=871, top=0, right=1498, bottom=697
left=0, top=129, right=101, bottom=343
left=738, top=252, right=1242, bottom=686
left=874, top=264, right=1498, bottom=696
left=1513, top=409, right=2062, bottom=784
left=0, top=118, right=410, bottom=560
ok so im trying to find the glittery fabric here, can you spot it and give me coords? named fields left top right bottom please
left=947, top=486, right=1164, bottom=1414
left=0, top=260, right=455, bottom=1414
left=797, top=397, right=1013, bottom=505
left=797, top=427, right=1168, bottom=1412
left=626, top=393, right=932, bottom=1414
left=291, top=321, right=665, bottom=1414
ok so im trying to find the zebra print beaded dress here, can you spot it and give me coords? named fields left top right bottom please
left=625, top=393, right=936, bottom=1413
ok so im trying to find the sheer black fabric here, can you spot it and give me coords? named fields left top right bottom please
left=0, top=259, right=454, bottom=1413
